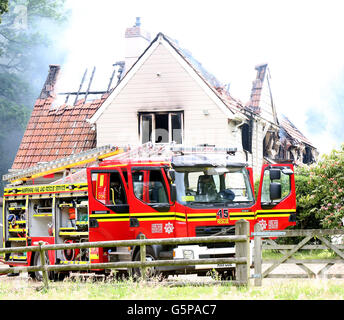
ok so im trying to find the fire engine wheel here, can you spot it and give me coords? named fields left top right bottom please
left=132, top=246, right=161, bottom=280
left=218, top=268, right=236, bottom=280
left=31, top=252, right=55, bottom=281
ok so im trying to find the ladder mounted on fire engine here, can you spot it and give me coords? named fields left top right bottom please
left=109, top=142, right=173, bottom=162
left=108, top=143, right=237, bottom=162
left=3, top=144, right=124, bottom=185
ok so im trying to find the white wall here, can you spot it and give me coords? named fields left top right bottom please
left=96, top=42, right=238, bottom=150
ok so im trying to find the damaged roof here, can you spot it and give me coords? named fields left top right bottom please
left=12, top=65, right=108, bottom=170
left=279, top=114, right=316, bottom=148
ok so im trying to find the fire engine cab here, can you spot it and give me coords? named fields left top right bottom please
left=2, top=144, right=296, bottom=279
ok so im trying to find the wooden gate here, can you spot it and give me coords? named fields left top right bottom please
left=252, top=224, right=344, bottom=286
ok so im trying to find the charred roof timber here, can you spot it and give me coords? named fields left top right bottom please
left=59, top=62, right=125, bottom=104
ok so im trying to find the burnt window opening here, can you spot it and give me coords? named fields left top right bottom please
left=155, top=114, right=169, bottom=143
left=289, top=150, right=295, bottom=161
left=263, top=135, right=268, bottom=158
left=303, top=145, right=314, bottom=164
left=139, top=112, right=183, bottom=144
left=241, top=122, right=252, bottom=153
left=278, top=145, right=286, bottom=160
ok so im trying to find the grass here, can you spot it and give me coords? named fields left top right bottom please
left=1, top=274, right=344, bottom=300
left=262, top=249, right=338, bottom=260
left=0, top=249, right=342, bottom=300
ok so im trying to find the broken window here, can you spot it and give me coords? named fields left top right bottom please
left=241, top=122, right=252, bottom=153
left=139, top=112, right=183, bottom=144
left=155, top=114, right=169, bottom=143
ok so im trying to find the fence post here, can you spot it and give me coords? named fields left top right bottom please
left=140, top=234, right=147, bottom=281
left=253, top=223, right=262, bottom=286
left=38, top=241, right=49, bottom=290
left=235, top=219, right=250, bottom=285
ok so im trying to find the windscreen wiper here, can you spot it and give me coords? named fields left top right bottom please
left=188, top=201, right=211, bottom=206
left=188, top=201, right=228, bottom=207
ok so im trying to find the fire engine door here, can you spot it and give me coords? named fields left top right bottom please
left=88, top=169, right=130, bottom=241
left=129, top=167, right=176, bottom=239
left=256, top=164, right=296, bottom=231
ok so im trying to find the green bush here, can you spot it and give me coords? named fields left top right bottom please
left=295, top=144, right=344, bottom=229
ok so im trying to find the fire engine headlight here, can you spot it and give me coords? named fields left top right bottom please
left=182, top=249, right=194, bottom=260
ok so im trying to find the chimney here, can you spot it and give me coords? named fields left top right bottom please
left=39, top=65, right=61, bottom=99
left=124, top=17, right=151, bottom=73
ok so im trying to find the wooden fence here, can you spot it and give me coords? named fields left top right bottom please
left=0, top=220, right=250, bottom=290
left=252, top=223, right=344, bottom=286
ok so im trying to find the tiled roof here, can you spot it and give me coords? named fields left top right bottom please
left=12, top=94, right=108, bottom=170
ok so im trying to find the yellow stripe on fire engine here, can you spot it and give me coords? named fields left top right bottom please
left=255, top=209, right=296, bottom=219
left=133, top=212, right=186, bottom=221
left=9, top=255, right=27, bottom=260
left=230, top=212, right=255, bottom=221
left=187, top=212, right=217, bottom=222
left=60, top=261, right=88, bottom=265
left=91, top=213, right=130, bottom=222
left=2, top=197, right=5, bottom=249
left=4, top=183, right=88, bottom=196
left=8, top=228, right=26, bottom=232
left=96, top=218, right=130, bottom=222
left=92, top=212, right=187, bottom=222
left=8, top=238, right=26, bottom=241
left=59, top=231, right=89, bottom=236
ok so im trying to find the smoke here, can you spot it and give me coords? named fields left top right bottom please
left=0, top=1, right=71, bottom=193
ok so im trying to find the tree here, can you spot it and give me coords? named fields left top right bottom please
left=0, top=0, right=8, bottom=23
left=0, top=0, right=69, bottom=193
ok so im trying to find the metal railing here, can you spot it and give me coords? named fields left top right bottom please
left=0, top=220, right=250, bottom=290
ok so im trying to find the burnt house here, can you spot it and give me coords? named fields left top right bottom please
left=8, top=19, right=317, bottom=181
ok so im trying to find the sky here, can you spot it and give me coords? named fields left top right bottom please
left=55, top=0, right=344, bottom=156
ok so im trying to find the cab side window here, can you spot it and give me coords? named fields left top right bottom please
left=91, top=170, right=127, bottom=206
left=132, top=170, right=145, bottom=201
left=109, top=172, right=127, bottom=205
left=132, top=169, right=169, bottom=204
left=149, top=170, right=168, bottom=203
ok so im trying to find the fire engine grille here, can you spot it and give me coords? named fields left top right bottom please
left=195, top=225, right=235, bottom=237
left=195, top=225, right=235, bottom=248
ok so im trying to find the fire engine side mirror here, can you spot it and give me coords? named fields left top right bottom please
left=269, top=168, right=281, bottom=180
left=270, top=182, right=282, bottom=200
left=170, top=184, right=177, bottom=202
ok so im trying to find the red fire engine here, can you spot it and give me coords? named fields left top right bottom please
left=1, top=144, right=296, bottom=280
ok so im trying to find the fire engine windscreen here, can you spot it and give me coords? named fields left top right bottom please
left=174, top=166, right=254, bottom=207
